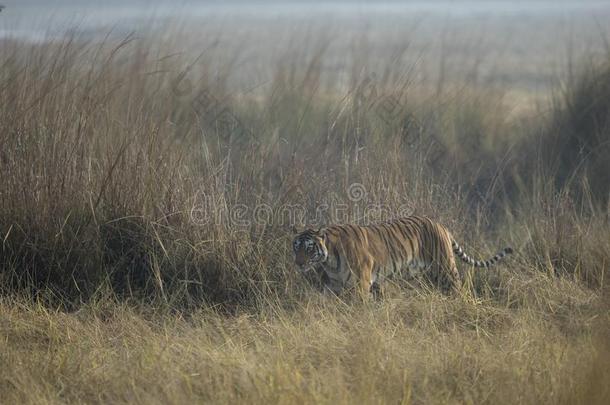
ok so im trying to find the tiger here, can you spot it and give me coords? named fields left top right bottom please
left=292, top=215, right=513, bottom=297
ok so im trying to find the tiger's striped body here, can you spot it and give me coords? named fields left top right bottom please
left=292, top=216, right=513, bottom=296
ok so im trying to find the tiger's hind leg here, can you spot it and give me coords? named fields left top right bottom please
left=439, top=228, right=462, bottom=294
left=428, top=240, right=462, bottom=294
left=370, top=280, right=383, bottom=300
left=439, top=259, right=461, bottom=294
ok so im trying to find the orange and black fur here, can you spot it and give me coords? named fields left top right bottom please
left=292, top=215, right=512, bottom=297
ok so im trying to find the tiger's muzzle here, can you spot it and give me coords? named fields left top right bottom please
left=293, top=246, right=328, bottom=273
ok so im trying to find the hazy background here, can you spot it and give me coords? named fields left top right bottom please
left=3, top=1, right=610, bottom=109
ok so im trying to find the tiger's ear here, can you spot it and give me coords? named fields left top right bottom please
left=318, top=227, right=327, bottom=242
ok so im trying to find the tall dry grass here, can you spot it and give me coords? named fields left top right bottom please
left=0, top=28, right=609, bottom=404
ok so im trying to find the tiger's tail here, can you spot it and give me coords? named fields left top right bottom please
left=451, top=240, right=513, bottom=268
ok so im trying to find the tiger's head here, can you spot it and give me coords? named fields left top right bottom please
left=292, top=226, right=329, bottom=273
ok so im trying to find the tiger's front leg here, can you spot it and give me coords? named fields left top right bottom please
left=322, top=276, right=344, bottom=296
left=357, top=256, right=375, bottom=301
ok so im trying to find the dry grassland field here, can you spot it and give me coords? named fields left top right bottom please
left=1, top=1, right=610, bottom=404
